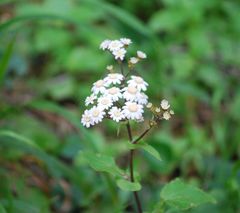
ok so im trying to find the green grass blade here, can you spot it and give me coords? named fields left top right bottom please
left=0, top=14, right=74, bottom=32
left=0, top=36, right=15, bottom=85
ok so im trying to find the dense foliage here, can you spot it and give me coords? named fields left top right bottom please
left=0, top=0, right=240, bottom=212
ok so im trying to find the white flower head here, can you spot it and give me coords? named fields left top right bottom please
left=81, top=110, right=93, bottom=128
left=104, top=87, right=122, bottom=102
left=97, top=96, right=113, bottom=110
left=91, top=79, right=106, bottom=94
left=100, top=39, right=111, bottom=50
left=161, top=99, right=170, bottom=110
left=129, top=57, right=139, bottom=64
left=120, top=38, right=132, bottom=46
left=108, top=40, right=124, bottom=51
left=104, top=73, right=124, bottom=86
left=113, top=48, right=126, bottom=61
left=122, top=85, right=140, bottom=102
left=136, top=92, right=148, bottom=105
left=163, top=111, right=171, bottom=120
left=90, top=106, right=105, bottom=124
left=123, top=102, right=144, bottom=120
left=109, top=107, right=125, bottom=122
left=137, top=50, right=147, bottom=59
left=85, top=94, right=97, bottom=106
left=128, top=75, right=148, bottom=91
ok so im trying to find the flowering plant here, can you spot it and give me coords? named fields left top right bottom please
left=80, top=38, right=214, bottom=213
left=81, top=38, right=173, bottom=128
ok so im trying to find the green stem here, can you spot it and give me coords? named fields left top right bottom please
left=126, top=122, right=143, bottom=213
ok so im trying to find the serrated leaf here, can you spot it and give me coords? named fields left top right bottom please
left=116, top=179, right=141, bottom=192
left=160, top=178, right=216, bottom=210
left=78, top=151, right=123, bottom=176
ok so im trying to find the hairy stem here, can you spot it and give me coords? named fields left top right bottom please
left=119, top=61, right=124, bottom=75
left=126, top=122, right=143, bottom=213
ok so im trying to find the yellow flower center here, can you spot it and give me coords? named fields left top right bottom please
left=92, top=109, right=100, bottom=117
left=85, top=116, right=91, bottom=122
left=96, top=80, right=104, bottom=87
left=127, top=86, right=137, bottom=94
left=135, top=77, right=143, bottom=84
left=101, top=98, right=109, bottom=105
left=114, top=111, right=121, bottom=117
left=128, top=103, right=138, bottom=112
left=109, top=87, right=118, bottom=95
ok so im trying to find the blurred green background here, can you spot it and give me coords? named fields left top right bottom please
left=0, top=0, right=240, bottom=212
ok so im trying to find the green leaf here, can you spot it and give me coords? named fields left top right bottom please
left=0, top=130, right=79, bottom=181
left=139, top=143, right=162, bottom=161
left=0, top=204, right=7, bottom=213
left=116, top=179, right=141, bottom=192
left=0, top=199, right=40, bottom=213
left=82, top=0, right=153, bottom=38
left=78, top=151, right=123, bottom=176
left=0, top=36, right=15, bottom=85
left=160, top=178, right=216, bottom=210
left=128, top=142, right=161, bottom=161
left=148, top=10, right=186, bottom=32
left=0, top=130, right=39, bottom=148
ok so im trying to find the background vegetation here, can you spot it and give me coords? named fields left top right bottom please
left=0, top=0, right=240, bottom=212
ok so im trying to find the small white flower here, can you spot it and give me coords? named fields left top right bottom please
left=170, top=110, right=174, bottom=115
left=104, top=73, right=124, bottom=86
left=136, top=92, right=148, bottom=105
left=161, top=99, right=170, bottom=110
left=146, top=102, right=153, bottom=108
left=137, top=50, right=147, bottom=59
left=123, top=102, right=144, bottom=120
left=104, top=87, right=122, bottom=101
left=108, top=40, right=124, bottom=51
left=90, top=106, right=105, bottom=124
left=163, top=111, right=171, bottom=120
left=91, top=79, right=106, bottom=94
left=81, top=110, right=93, bottom=128
left=109, top=107, right=125, bottom=122
left=97, top=96, right=113, bottom=110
left=100, top=39, right=111, bottom=50
left=106, top=65, right=113, bottom=71
left=129, top=57, right=139, bottom=64
left=85, top=94, right=97, bottom=106
left=122, top=85, right=140, bottom=102
left=120, top=38, right=132, bottom=46
left=113, top=48, right=126, bottom=61
left=155, top=107, right=161, bottom=113
left=128, top=75, right=148, bottom=91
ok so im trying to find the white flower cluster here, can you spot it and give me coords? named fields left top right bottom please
left=81, top=38, right=173, bottom=128
left=100, top=38, right=132, bottom=61
left=81, top=73, right=149, bottom=128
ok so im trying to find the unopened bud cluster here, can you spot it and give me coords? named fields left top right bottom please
left=146, top=99, right=174, bottom=122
